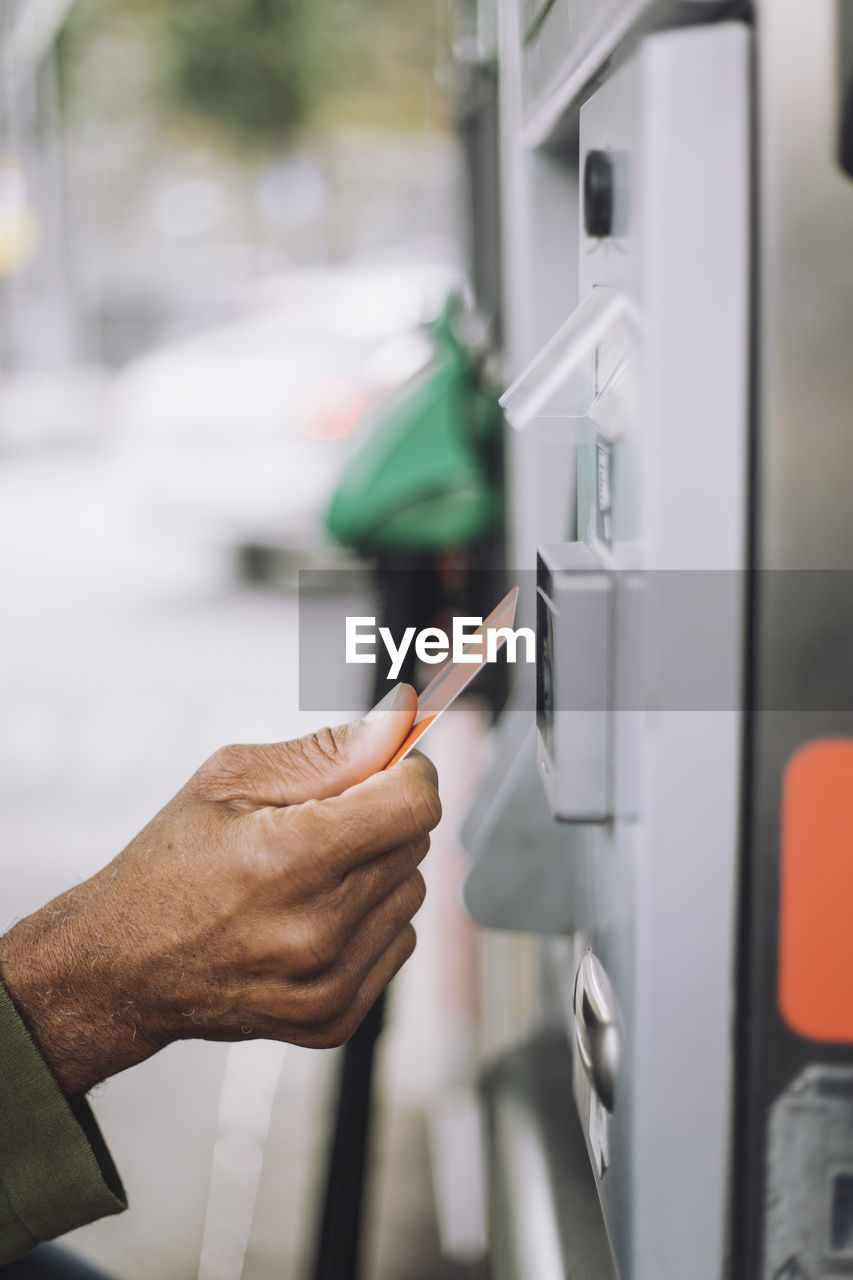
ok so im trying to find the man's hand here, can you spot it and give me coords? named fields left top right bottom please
left=0, top=684, right=440, bottom=1098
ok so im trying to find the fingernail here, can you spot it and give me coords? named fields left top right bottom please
left=364, top=683, right=407, bottom=721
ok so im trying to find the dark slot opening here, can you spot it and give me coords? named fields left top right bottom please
left=839, top=1, right=853, bottom=177
left=830, top=1172, right=853, bottom=1254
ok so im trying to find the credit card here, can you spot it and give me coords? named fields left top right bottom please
left=385, top=586, right=519, bottom=768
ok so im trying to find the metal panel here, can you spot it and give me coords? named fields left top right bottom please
left=536, top=543, right=613, bottom=822
left=764, top=1068, right=853, bottom=1279
left=520, top=0, right=743, bottom=148
left=483, top=1035, right=619, bottom=1280
left=462, top=715, right=585, bottom=934
left=571, top=25, right=749, bottom=1277
left=481, top=12, right=750, bottom=1276
left=734, top=2, right=853, bottom=1275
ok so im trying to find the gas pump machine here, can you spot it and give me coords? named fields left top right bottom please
left=458, top=3, right=853, bottom=1277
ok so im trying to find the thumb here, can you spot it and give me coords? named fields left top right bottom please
left=262, top=683, right=418, bottom=805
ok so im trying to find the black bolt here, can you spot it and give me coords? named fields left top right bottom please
left=584, top=149, right=614, bottom=239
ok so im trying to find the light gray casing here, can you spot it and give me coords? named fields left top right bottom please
left=466, top=23, right=750, bottom=1277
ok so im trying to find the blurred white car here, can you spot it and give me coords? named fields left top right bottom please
left=109, top=262, right=460, bottom=569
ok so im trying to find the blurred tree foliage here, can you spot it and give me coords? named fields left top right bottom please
left=159, top=0, right=309, bottom=141
left=60, top=0, right=442, bottom=148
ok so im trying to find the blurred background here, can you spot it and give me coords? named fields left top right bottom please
left=0, top=2, right=512, bottom=1277
left=9, top=5, right=824, bottom=1280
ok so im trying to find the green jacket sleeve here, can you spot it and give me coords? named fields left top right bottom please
left=0, top=980, right=126, bottom=1263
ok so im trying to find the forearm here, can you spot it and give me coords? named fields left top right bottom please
left=0, top=878, right=161, bottom=1100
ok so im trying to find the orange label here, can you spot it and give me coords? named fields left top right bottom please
left=778, top=738, right=853, bottom=1042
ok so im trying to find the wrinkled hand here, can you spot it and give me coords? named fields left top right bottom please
left=0, top=684, right=440, bottom=1098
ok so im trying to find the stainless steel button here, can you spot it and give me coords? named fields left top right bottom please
left=573, top=951, right=622, bottom=1113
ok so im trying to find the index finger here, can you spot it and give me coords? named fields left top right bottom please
left=397, top=749, right=438, bottom=790
left=272, top=751, right=442, bottom=877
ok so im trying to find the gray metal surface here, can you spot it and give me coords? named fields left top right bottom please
left=573, top=28, right=748, bottom=1278
left=764, top=1067, right=853, bottom=1279
left=462, top=714, right=589, bottom=935
left=573, top=952, right=623, bottom=1114
left=484, top=10, right=750, bottom=1277
left=735, top=1, right=853, bottom=1275
left=483, top=1035, right=618, bottom=1280
left=536, top=543, right=613, bottom=821
left=520, top=0, right=742, bottom=147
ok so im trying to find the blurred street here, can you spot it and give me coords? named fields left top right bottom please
left=0, top=3, right=492, bottom=1275
left=0, top=448, right=484, bottom=1279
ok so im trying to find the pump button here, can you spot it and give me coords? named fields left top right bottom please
left=584, top=150, right=614, bottom=238
left=573, top=952, right=622, bottom=1113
